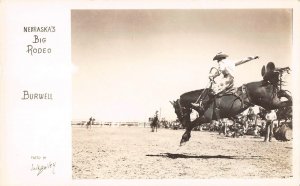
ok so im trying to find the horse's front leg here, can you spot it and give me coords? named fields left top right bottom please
left=180, top=117, right=201, bottom=146
left=278, top=90, right=292, bottom=102
left=278, top=100, right=292, bottom=108
left=275, top=90, right=292, bottom=108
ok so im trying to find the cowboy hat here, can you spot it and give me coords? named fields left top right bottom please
left=213, top=52, right=228, bottom=61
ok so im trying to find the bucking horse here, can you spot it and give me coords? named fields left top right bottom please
left=171, top=66, right=292, bottom=145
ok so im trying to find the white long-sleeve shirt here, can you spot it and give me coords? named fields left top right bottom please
left=218, top=56, right=257, bottom=77
left=265, top=110, right=277, bottom=121
left=218, top=59, right=235, bottom=76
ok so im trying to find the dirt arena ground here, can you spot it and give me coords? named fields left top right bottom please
left=72, top=126, right=292, bottom=179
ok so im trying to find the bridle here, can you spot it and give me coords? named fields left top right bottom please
left=177, top=99, right=184, bottom=118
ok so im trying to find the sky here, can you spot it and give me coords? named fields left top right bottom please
left=71, top=9, right=292, bottom=122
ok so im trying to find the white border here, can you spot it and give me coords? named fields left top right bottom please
left=1, top=1, right=299, bottom=186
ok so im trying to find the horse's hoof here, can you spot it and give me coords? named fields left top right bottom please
left=180, top=140, right=187, bottom=146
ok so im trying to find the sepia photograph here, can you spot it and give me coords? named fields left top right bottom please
left=71, top=9, right=293, bottom=179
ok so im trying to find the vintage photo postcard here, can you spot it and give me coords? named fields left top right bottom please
left=1, top=1, right=300, bottom=186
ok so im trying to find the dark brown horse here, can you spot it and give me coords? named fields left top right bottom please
left=150, top=116, right=159, bottom=132
left=86, top=117, right=95, bottom=129
left=171, top=80, right=292, bottom=145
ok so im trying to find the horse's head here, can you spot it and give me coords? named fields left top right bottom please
left=170, top=99, right=193, bottom=129
left=170, top=100, right=184, bottom=123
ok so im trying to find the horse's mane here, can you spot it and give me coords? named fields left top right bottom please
left=178, top=80, right=274, bottom=106
left=244, top=80, right=263, bottom=86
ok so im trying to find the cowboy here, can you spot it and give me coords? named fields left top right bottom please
left=192, top=52, right=259, bottom=109
left=152, top=111, right=159, bottom=124
left=209, top=52, right=259, bottom=95
left=154, top=110, right=159, bottom=118
left=264, top=109, right=277, bottom=142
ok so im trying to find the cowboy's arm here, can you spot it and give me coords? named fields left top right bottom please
left=235, top=56, right=259, bottom=66
left=208, top=67, right=220, bottom=81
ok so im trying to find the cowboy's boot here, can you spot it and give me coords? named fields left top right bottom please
left=269, top=130, right=273, bottom=142
left=191, top=102, right=205, bottom=114
left=269, top=136, right=272, bottom=142
left=192, top=89, right=214, bottom=112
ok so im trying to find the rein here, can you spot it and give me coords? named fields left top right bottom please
left=195, top=82, right=210, bottom=104
left=194, top=67, right=218, bottom=104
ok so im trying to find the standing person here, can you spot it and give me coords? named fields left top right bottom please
left=192, top=52, right=259, bottom=111
left=264, top=109, right=277, bottom=142
left=247, top=107, right=256, bottom=125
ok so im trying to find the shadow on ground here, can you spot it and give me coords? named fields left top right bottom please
left=146, top=153, right=265, bottom=160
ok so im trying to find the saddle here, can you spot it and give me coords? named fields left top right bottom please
left=196, top=84, right=251, bottom=121
left=215, top=86, right=236, bottom=97
left=213, top=84, right=252, bottom=118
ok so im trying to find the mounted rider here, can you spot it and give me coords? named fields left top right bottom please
left=154, top=110, right=159, bottom=119
left=192, top=52, right=259, bottom=112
